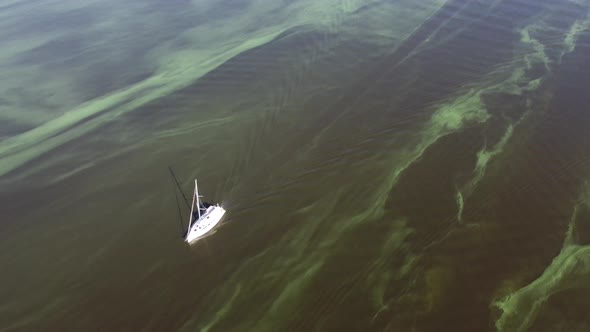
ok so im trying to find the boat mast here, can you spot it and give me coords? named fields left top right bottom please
left=195, top=179, right=201, bottom=219
left=187, top=181, right=196, bottom=235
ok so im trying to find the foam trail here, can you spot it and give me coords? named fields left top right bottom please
left=560, top=16, right=590, bottom=63
left=495, top=188, right=590, bottom=331
left=364, top=3, right=590, bottom=320
left=463, top=123, right=515, bottom=197
left=0, top=33, right=281, bottom=176
left=0, top=0, right=379, bottom=178
left=199, top=285, right=242, bottom=332
left=456, top=190, right=464, bottom=222
left=191, top=2, right=462, bottom=330
left=368, top=90, right=490, bottom=221
left=367, top=220, right=415, bottom=312
left=446, top=10, right=560, bottom=215
left=184, top=2, right=586, bottom=331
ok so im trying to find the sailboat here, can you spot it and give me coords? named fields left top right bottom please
left=169, top=167, right=226, bottom=243
left=184, top=179, right=226, bottom=243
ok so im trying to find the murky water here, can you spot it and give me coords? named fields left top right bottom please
left=2, top=0, right=590, bottom=331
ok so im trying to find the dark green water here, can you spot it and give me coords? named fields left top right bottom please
left=1, top=0, right=590, bottom=331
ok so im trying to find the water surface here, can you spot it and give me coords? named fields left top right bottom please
left=1, top=0, right=590, bottom=331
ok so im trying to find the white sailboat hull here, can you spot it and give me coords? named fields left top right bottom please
left=185, top=205, right=226, bottom=243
